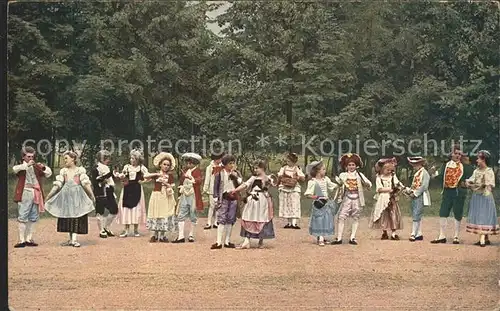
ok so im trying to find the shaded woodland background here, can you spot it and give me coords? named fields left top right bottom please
left=7, top=1, right=499, bottom=174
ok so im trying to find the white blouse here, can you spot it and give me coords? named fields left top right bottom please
left=54, top=167, right=91, bottom=188
left=304, top=177, right=338, bottom=197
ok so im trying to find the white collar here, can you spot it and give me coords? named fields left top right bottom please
left=447, top=160, right=461, bottom=169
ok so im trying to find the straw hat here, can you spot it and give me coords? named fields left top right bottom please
left=305, top=160, right=323, bottom=177
left=407, top=156, right=425, bottom=165
left=153, top=152, right=176, bottom=170
left=181, top=152, right=202, bottom=161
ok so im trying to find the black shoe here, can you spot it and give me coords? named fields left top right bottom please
left=431, top=238, right=447, bottom=244
left=14, top=242, right=26, bottom=248
left=414, top=235, right=423, bottom=241
left=292, top=225, right=301, bottom=229
left=349, top=239, right=358, bottom=245
left=203, top=225, right=211, bottom=230
left=104, top=229, right=115, bottom=237
left=25, top=240, right=38, bottom=247
left=188, top=236, right=195, bottom=242
left=172, top=238, right=185, bottom=243
left=331, top=239, right=342, bottom=245
left=159, top=237, right=169, bottom=243
left=211, top=243, right=222, bottom=249
left=409, top=235, right=416, bottom=242
left=474, top=240, right=490, bottom=246
left=381, top=233, right=389, bottom=240
left=390, top=234, right=400, bottom=241
left=150, top=236, right=158, bottom=243
left=213, top=224, right=218, bottom=229
left=452, top=237, right=460, bottom=244
left=224, top=242, right=236, bottom=248
left=284, top=224, right=292, bottom=229
left=99, top=231, right=108, bottom=239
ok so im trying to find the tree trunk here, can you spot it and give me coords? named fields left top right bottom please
left=285, top=56, right=294, bottom=151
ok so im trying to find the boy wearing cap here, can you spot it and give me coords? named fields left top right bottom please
left=405, top=157, right=431, bottom=242
left=173, top=153, right=203, bottom=243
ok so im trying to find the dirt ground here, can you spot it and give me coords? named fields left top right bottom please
left=7, top=216, right=500, bottom=310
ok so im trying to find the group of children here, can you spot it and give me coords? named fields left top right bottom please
left=11, top=145, right=499, bottom=249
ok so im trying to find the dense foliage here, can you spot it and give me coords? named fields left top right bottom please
left=7, top=1, right=499, bottom=170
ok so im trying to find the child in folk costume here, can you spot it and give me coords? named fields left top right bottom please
left=465, top=150, right=499, bottom=246
left=211, top=154, right=243, bottom=249
left=173, top=153, right=203, bottom=243
left=304, top=161, right=338, bottom=246
left=430, top=145, right=473, bottom=244
left=202, top=153, right=224, bottom=229
left=370, top=158, right=405, bottom=240
left=278, top=153, right=305, bottom=229
left=146, top=152, right=176, bottom=243
left=45, top=151, right=95, bottom=247
left=115, top=149, right=158, bottom=237
left=404, top=157, right=431, bottom=242
left=333, top=153, right=372, bottom=245
left=12, top=146, right=53, bottom=248
left=231, top=159, right=277, bottom=249
left=90, top=150, right=118, bottom=239
left=179, top=153, right=204, bottom=212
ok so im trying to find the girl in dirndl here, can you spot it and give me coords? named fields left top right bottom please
left=304, top=161, right=338, bottom=246
left=115, top=149, right=158, bottom=237
left=231, top=159, right=276, bottom=249
left=44, top=151, right=96, bottom=247
left=465, top=150, right=499, bottom=246
left=146, top=152, right=176, bottom=243
left=277, top=153, right=305, bottom=229
left=370, top=157, right=405, bottom=240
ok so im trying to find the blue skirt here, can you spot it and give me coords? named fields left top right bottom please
left=240, top=220, right=275, bottom=239
left=309, top=201, right=335, bottom=237
left=466, top=193, right=499, bottom=235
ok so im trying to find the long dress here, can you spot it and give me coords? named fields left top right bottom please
left=117, top=164, right=148, bottom=226
left=44, top=167, right=95, bottom=234
left=146, top=172, right=176, bottom=232
left=370, top=174, right=403, bottom=230
left=466, top=167, right=499, bottom=235
left=278, top=165, right=304, bottom=219
left=239, top=176, right=275, bottom=240
left=304, top=177, right=337, bottom=237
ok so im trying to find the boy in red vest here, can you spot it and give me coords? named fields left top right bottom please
left=12, top=146, right=53, bottom=248
left=172, top=153, right=203, bottom=243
